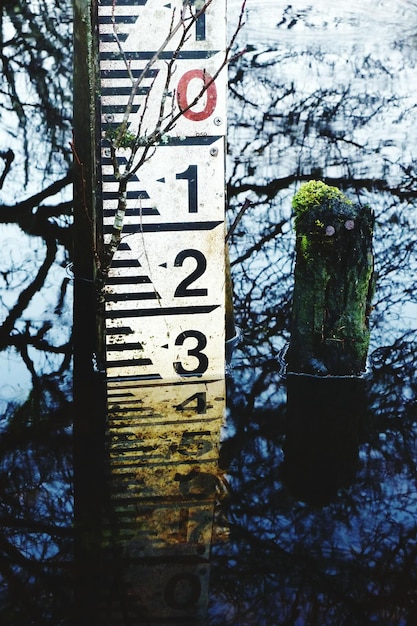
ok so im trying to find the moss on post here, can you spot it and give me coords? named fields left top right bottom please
left=287, top=180, right=374, bottom=375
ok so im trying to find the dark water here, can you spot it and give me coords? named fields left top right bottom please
left=1, top=1, right=417, bottom=623
left=208, top=2, right=417, bottom=624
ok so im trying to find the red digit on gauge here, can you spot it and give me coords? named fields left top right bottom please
left=176, top=69, right=217, bottom=121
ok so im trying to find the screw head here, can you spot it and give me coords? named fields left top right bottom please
left=325, top=225, right=335, bottom=236
left=210, top=147, right=219, bottom=156
left=213, top=117, right=222, bottom=126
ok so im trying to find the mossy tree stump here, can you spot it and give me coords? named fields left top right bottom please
left=287, top=181, right=374, bottom=376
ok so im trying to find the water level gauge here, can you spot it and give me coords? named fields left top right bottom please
left=98, top=0, right=227, bottom=620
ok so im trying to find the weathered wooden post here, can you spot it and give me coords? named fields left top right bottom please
left=287, top=180, right=374, bottom=376
left=283, top=181, right=374, bottom=503
left=73, top=1, right=106, bottom=623
left=74, top=0, right=229, bottom=622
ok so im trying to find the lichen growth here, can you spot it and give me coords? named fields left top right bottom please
left=292, top=180, right=358, bottom=262
left=105, top=125, right=137, bottom=149
left=292, top=180, right=352, bottom=218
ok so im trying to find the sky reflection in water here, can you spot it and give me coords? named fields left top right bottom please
left=1, top=1, right=417, bottom=623
left=210, top=1, right=417, bottom=624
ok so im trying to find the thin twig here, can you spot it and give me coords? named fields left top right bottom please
left=113, top=0, right=214, bottom=146
left=226, top=197, right=252, bottom=243
left=102, top=0, right=247, bottom=273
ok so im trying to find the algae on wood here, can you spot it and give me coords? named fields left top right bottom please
left=287, top=180, right=374, bottom=375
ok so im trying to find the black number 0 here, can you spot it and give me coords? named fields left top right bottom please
left=174, top=249, right=207, bottom=297
left=174, top=331, right=208, bottom=375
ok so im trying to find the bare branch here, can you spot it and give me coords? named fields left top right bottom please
left=111, top=0, right=214, bottom=146
left=101, top=0, right=246, bottom=274
left=226, top=196, right=252, bottom=243
left=0, top=172, right=71, bottom=215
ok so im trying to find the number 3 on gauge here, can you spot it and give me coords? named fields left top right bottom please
left=174, top=330, right=208, bottom=375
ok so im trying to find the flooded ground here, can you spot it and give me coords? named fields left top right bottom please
left=1, top=1, right=417, bottom=623
left=208, top=1, right=417, bottom=624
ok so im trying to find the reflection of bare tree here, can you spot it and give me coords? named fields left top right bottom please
left=0, top=0, right=72, bottom=381
left=226, top=23, right=417, bottom=358
left=210, top=8, right=417, bottom=624
left=0, top=392, right=73, bottom=621
left=0, top=1, right=73, bottom=621
left=2, top=0, right=417, bottom=622
left=210, top=347, right=417, bottom=624
left=0, top=173, right=72, bottom=375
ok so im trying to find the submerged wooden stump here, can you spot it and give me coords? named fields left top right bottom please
left=287, top=180, right=374, bottom=376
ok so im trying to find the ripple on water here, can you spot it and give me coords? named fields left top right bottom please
left=228, top=0, right=417, bottom=53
